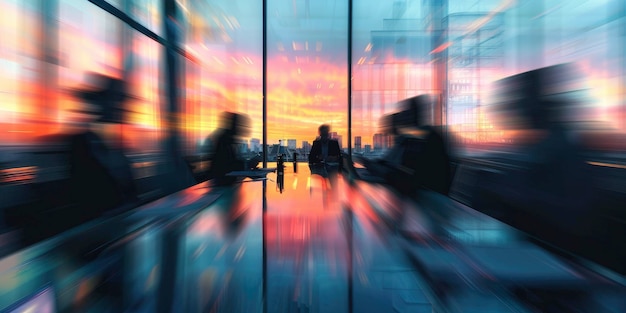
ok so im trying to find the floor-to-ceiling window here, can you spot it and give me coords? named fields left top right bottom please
left=0, top=0, right=50, bottom=144
left=1, top=0, right=625, bottom=187
left=351, top=1, right=438, bottom=157
left=266, top=0, right=349, bottom=160
left=178, top=0, right=263, bottom=158
left=445, top=0, right=626, bottom=155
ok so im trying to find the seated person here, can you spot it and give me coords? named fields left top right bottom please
left=22, top=74, right=139, bottom=244
left=354, top=113, right=408, bottom=179
left=355, top=95, right=452, bottom=196
left=206, top=112, right=260, bottom=185
left=308, top=124, right=341, bottom=177
left=477, top=98, right=594, bottom=236
left=70, top=75, right=138, bottom=217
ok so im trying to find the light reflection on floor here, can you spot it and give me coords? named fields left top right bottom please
left=172, top=163, right=626, bottom=313
left=177, top=163, right=426, bottom=313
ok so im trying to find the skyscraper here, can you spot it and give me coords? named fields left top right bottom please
left=373, top=133, right=384, bottom=151
left=250, top=138, right=261, bottom=153
left=287, top=139, right=297, bottom=150
left=384, top=134, right=393, bottom=150
left=364, top=144, right=371, bottom=154
left=302, top=141, right=311, bottom=154
left=354, top=136, right=362, bottom=152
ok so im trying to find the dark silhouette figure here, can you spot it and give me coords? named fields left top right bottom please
left=357, top=95, right=452, bottom=196
left=67, top=74, right=138, bottom=221
left=22, top=73, right=138, bottom=244
left=308, top=124, right=341, bottom=191
left=277, top=154, right=285, bottom=193
left=308, top=125, right=341, bottom=205
left=206, top=112, right=258, bottom=186
left=474, top=65, right=607, bottom=276
left=308, top=124, right=341, bottom=165
left=353, top=113, right=404, bottom=182
left=308, top=124, right=341, bottom=177
left=399, top=95, right=452, bottom=196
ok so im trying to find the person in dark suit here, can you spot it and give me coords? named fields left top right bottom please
left=308, top=124, right=341, bottom=165
left=308, top=124, right=341, bottom=187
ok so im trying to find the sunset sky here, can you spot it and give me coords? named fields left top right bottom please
left=1, top=0, right=624, bottom=150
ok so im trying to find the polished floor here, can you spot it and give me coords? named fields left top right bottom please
left=168, top=163, right=626, bottom=313
left=177, top=164, right=430, bottom=313
left=2, top=162, right=625, bottom=313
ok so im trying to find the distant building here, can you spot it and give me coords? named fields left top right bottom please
left=384, top=134, right=393, bottom=150
left=250, top=138, right=261, bottom=153
left=287, top=139, right=297, bottom=150
left=302, top=141, right=311, bottom=154
left=269, top=144, right=292, bottom=161
left=373, top=133, right=384, bottom=151
left=354, top=136, right=362, bottom=152
left=364, top=144, right=372, bottom=154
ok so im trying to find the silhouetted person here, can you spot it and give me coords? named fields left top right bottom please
left=482, top=104, right=593, bottom=226
left=206, top=112, right=259, bottom=186
left=358, top=96, right=451, bottom=196
left=477, top=65, right=595, bottom=250
left=309, top=124, right=341, bottom=167
left=22, top=73, right=138, bottom=244
left=357, top=113, right=413, bottom=182
left=309, top=124, right=341, bottom=187
left=67, top=74, right=138, bottom=221
left=309, top=125, right=340, bottom=164
left=399, top=95, right=452, bottom=196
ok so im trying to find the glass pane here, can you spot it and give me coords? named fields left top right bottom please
left=181, top=185, right=264, bottom=312
left=445, top=4, right=506, bottom=151
left=266, top=0, right=349, bottom=312
left=352, top=1, right=436, bottom=156
left=0, top=0, right=43, bottom=145
left=267, top=0, right=349, bottom=159
left=58, top=0, right=123, bottom=131
left=130, top=0, right=162, bottom=36
left=444, top=0, right=626, bottom=155
left=179, top=0, right=263, bottom=171
left=125, top=30, right=164, bottom=157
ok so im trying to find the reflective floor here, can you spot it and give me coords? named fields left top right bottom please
left=2, top=162, right=625, bottom=313
left=178, top=164, right=427, bottom=313
left=170, top=163, right=626, bottom=313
